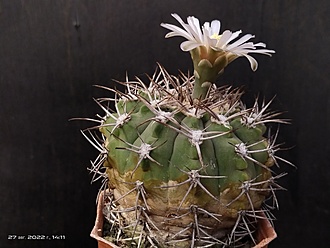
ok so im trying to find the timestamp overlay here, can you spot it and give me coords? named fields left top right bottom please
left=7, top=234, right=66, bottom=240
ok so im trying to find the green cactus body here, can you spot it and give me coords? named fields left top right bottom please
left=85, top=66, right=288, bottom=247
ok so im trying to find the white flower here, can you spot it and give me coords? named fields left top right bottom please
left=161, top=13, right=275, bottom=71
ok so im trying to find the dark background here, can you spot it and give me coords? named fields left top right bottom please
left=0, top=0, right=329, bottom=247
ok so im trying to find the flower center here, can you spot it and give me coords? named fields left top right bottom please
left=210, top=33, right=221, bottom=40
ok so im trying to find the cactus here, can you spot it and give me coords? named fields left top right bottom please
left=81, top=14, right=294, bottom=247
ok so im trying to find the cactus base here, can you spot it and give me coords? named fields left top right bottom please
left=91, top=190, right=277, bottom=248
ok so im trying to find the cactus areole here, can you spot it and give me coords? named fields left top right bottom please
left=82, top=14, right=293, bottom=247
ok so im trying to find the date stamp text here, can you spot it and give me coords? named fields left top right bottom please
left=8, top=234, right=65, bottom=240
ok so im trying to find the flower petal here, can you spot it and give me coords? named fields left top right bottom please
left=210, top=20, right=221, bottom=35
left=180, top=40, right=201, bottom=51
left=227, top=30, right=242, bottom=43
left=160, top=23, right=193, bottom=40
left=245, top=54, right=258, bottom=71
left=216, top=30, right=234, bottom=48
left=171, top=13, right=195, bottom=36
left=187, top=16, right=203, bottom=43
left=203, top=22, right=211, bottom=36
left=226, top=34, right=255, bottom=50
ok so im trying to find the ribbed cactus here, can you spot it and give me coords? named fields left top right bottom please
left=81, top=14, right=294, bottom=247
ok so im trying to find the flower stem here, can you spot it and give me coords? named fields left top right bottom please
left=190, top=48, right=228, bottom=100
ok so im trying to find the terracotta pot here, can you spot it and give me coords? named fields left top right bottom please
left=254, top=213, right=277, bottom=248
left=91, top=191, right=277, bottom=248
left=90, top=191, right=119, bottom=248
